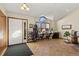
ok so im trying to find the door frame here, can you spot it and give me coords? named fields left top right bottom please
left=7, top=17, right=28, bottom=46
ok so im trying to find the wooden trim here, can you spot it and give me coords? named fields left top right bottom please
left=0, top=10, right=7, bottom=55
left=0, top=10, right=5, bottom=17
left=7, top=17, right=9, bottom=47
left=8, top=17, right=28, bottom=20
left=0, top=47, right=7, bottom=56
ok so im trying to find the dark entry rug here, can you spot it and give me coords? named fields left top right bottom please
left=4, top=43, right=33, bottom=56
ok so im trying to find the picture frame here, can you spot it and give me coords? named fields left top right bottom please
left=29, top=24, right=33, bottom=28
left=62, top=25, right=72, bottom=29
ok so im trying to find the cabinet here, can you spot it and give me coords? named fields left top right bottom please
left=71, top=36, right=78, bottom=44
left=52, top=32, right=59, bottom=38
left=71, top=31, right=78, bottom=44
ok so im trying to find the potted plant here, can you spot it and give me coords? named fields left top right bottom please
left=64, top=31, right=70, bottom=42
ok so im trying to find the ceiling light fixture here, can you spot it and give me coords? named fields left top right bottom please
left=21, top=3, right=29, bottom=11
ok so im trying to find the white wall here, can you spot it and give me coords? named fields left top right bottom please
left=7, top=11, right=28, bottom=19
left=28, top=16, right=36, bottom=32
left=6, top=12, right=35, bottom=32
left=7, top=11, right=58, bottom=33
left=57, top=9, right=79, bottom=38
left=46, top=18, right=58, bottom=31
left=0, top=5, right=57, bottom=32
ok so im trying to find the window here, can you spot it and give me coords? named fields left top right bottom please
left=36, top=16, right=50, bottom=32
left=39, top=16, right=46, bottom=28
left=46, top=23, right=49, bottom=29
left=39, top=16, right=46, bottom=23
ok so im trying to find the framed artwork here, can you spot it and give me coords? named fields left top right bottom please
left=29, top=24, right=33, bottom=28
left=62, top=25, right=72, bottom=29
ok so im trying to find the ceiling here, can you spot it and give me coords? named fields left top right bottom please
left=0, top=3, right=79, bottom=20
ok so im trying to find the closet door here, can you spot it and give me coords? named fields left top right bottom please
left=9, top=18, right=23, bottom=45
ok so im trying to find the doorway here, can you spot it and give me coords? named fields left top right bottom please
left=8, top=17, right=28, bottom=45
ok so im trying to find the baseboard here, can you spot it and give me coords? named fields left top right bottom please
left=8, top=43, right=26, bottom=47
left=59, top=37, right=63, bottom=39
left=0, top=47, right=7, bottom=56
